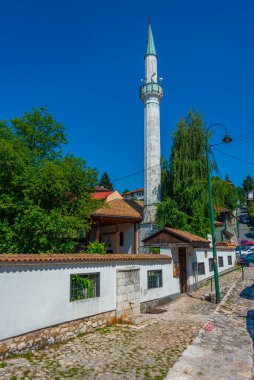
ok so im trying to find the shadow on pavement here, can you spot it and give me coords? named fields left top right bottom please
left=240, top=286, right=254, bottom=300
left=240, top=286, right=254, bottom=347
left=246, top=310, right=254, bottom=347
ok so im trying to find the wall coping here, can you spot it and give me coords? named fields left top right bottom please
left=0, top=253, right=171, bottom=265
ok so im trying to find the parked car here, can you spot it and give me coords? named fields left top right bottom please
left=249, top=228, right=254, bottom=237
left=238, top=253, right=254, bottom=266
left=245, top=247, right=254, bottom=254
left=242, top=216, right=250, bottom=224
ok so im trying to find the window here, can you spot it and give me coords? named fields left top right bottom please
left=120, top=232, right=124, bottom=247
left=228, top=256, right=232, bottom=265
left=218, top=257, right=224, bottom=267
left=198, top=262, right=205, bottom=275
left=209, top=258, right=214, bottom=272
left=70, top=273, right=100, bottom=301
left=148, top=270, right=162, bottom=289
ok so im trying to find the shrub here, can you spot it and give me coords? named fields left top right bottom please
left=86, top=241, right=106, bottom=254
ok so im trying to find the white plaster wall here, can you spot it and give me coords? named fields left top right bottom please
left=188, top=248, right=236, bottom=287
left=0, top=259, right=172, bottom=341
left=0, top=263, right=116, bottom=340
left=160, top=247, right=181, bottom=295
left=100, top=224, right=134, bottom=254
left=139, top=258, right=178, bottom=302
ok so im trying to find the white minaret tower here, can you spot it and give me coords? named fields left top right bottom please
left=140, top=18, right=163, bottom=226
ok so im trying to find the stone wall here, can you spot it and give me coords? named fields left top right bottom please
left=0, top=310, right=115, bottom=359
left=116, top=268, right=140, bottom=320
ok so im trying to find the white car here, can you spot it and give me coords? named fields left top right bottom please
left=244, top=247, right=254, bottom=254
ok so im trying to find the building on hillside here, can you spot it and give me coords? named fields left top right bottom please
left=214, top=207, right=236, bottom=244
left=143, top=227, right=236, bottom=294
left=247, top=190, right=254, bottom=201
left=122, top=188, right=144, bottom=200
left=93, top=186, right=113, bottom=200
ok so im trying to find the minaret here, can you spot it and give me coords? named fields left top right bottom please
left=140, top=18, right=163, bottom=227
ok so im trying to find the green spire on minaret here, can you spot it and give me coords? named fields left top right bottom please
left=146, top=17, right=157, bottom=56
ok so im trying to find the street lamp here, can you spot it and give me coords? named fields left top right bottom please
left=206, top=123, right=232, bottom=303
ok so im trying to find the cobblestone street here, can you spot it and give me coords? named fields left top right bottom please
left=0, top=270, right=241, bottom=379
left=167, top=267, right=254, bottom=379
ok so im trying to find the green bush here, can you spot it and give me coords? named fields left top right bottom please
left=86, top=241, right=106, bottom=254
left=248, top=202, right=254, bottom=225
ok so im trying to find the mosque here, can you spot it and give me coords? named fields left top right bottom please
left=89, top=19, right=162, bottom=254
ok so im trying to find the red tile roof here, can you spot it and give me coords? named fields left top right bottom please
left=92, top=191, right=112, bottom=200
left=0, top=254, right=170, bottom=263
left=143, top=227, right=210, bottom=246
left=122, top=188, right=144, bottom=196
left=163, top=228, right=210, bottom=243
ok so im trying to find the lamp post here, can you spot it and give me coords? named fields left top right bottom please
left=206, top=124, right=232, bottom=303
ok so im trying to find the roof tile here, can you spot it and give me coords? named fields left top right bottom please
left=92, top=199, right=143, bottom=219
left=0, top=254, right=170, bottom=264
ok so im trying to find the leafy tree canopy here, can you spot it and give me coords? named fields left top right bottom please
left=212, top=177, right=237, bottom=212
left=243, top=175, right=254, bottom=193
left=158, top=111, right=241, bottom=237
left=157, top=111, right=210, bottom=237
left=0, top=108, right=98, bottom=253
left=99, top=172, right=114, bottom=191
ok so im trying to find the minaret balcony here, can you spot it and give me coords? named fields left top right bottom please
left=140, top=82, right=163, bottom=101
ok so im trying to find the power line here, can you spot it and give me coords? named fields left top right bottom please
left=232, top=131, right=254, bottom=140
left=111, top=163, right=161, bottom=183
left=214, top=148, right=254, bottom=166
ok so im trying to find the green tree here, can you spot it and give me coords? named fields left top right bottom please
left=212, top=177, right=237, bottom=212
left=248, top=202, right=254, bottom=225
left=11, top=107, right=67, bottom=161
left=157, top=111, right=210, bottom=237
left=156, top=198, right=189, bottom=230
left=0, top=108, right=98, bottom=253
left=161, top=156, right=170, bottom=200
left=236, top=186, right=246, bottom=205
left=99, top=172, right=114, bottom=191
left=243, top=175, right=254, bottom=193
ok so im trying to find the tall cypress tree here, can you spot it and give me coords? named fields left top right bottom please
left=99, top=172, right=114, bottom=191
left=157, top=111, right=210, bottom=237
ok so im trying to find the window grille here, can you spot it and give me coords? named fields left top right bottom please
left=120, top=232, right=124, bottom=247
left=70, top=273, right=100, bottom=301
left=198, top=262, right=205, bottom=275
left=228, top=256, right=232, bottom=265
left=148, top=270, right=162, bottom=289
left=209, top=258, right=214, bottom=272
left=218, top=257, right=224, bottom=267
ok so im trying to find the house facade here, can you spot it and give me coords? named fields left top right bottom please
left=122, top=188, right=144, bottom=200
left=143, top=227, right=236, bottom=294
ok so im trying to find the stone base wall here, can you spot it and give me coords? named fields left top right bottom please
left=116, top=268, right=140, bottom=320
left=0, top=310, right=115, bottom=359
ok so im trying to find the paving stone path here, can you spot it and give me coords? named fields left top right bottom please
left=167, top=267, right=254, bottom=380
left=0, top=270, right=240, bottom=380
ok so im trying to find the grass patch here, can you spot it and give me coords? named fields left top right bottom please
left=0, top=362, right=7, bottom=368
left=95, top=326, right=114, bottom=335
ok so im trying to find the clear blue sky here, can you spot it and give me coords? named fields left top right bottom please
left=1, top=0, right=254, bottom=191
